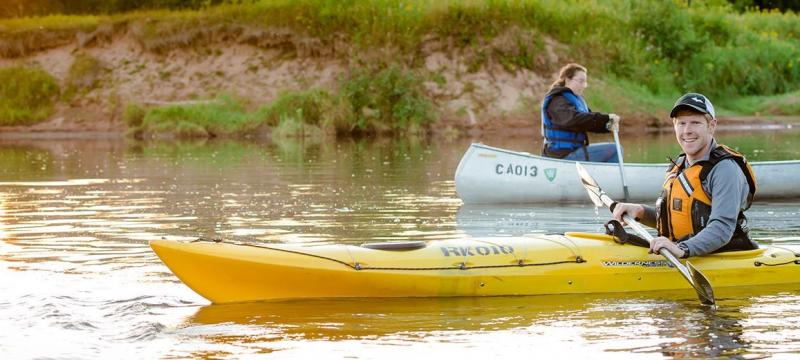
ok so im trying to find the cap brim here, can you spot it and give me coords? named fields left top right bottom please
left=670, top=104, right=710, bottom=118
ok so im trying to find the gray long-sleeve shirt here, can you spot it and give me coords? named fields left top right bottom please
left=639, top=140, right=749, bottom=256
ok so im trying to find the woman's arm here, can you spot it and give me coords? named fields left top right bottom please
left=546, top=96, right=611, bottom=132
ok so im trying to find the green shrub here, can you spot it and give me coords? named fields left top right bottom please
left=341, top=64, right=435, bottom=134
left=123, top=103, right=146, bottom=127
left=270, top=113, right=326, bottom=139
left=681, top=34, right=800, bottom=97
left=0, top=66, right=60, bottom=125
left=172, top=121, right=210, bottom=138
left=630, top=1, right=704, bottom=63
left=259, top=89, right=347, bottom=128
left=431, top=1, right=497, bottom=47
left=64, top=52, right=106, bottom=99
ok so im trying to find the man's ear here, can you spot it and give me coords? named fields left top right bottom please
left=708, top=118, right=717, bottom=133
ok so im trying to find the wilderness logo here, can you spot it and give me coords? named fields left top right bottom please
left=601, top=260, right=674, bottom=268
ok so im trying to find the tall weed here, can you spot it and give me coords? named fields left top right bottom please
left=64, top=52, right=106, bottom=99
left=139, top=95, right=261, bottom=138
left=258, top=88, right=349, bottom=136
left=341, top=64, right=435, bottom=135
left=0, top=66, right=60, bottom=125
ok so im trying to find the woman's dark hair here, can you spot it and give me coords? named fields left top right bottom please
left=551, top=63, right=587, bottom=89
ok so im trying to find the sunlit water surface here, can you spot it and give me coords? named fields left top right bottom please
left=1, top=131, right=799, bottom=359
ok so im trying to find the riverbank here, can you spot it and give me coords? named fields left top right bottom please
left=1, top=1, right=799, bottom=139
left=0, top=29, right=592, bottom=139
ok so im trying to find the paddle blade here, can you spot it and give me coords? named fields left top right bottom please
left=575, top=163, right=604, bottom=207
left=686, top=261, right=715, bottom=305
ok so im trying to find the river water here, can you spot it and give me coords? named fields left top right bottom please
left=1, top=130, right=799, bottom=359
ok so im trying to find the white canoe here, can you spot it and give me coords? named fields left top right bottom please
left=455, top=143, right=800, bottom=204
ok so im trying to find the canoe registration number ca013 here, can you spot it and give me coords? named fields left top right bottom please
left=495, top=163, right=537, bottom=177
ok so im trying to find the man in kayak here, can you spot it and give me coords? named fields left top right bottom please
left=541, top=63, right=621, bottom=162
left=611, top=93, right=758, bottom=258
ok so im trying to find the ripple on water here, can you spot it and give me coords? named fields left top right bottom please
left=115, top=321, right=168, bottom=342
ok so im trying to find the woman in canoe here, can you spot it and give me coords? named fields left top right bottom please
left=541, top=63, right=621, bottom=162
left=611, top=93, right=758, bottom=258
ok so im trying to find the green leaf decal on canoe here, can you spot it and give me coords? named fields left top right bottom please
left=544, top=168, right=557, bottom=182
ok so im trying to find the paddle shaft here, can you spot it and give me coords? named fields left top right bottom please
left=612, top=129, right=630, bottom=201
left=620, top=213, right=696, bottom=285
left=598, top=191, right=695, bottom=283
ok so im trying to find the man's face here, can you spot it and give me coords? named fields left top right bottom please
left=565, top=71, right=587, bottom=96
left=673, top=113, right=716, bottom=159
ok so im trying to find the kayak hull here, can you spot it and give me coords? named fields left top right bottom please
left=454, top=143, right=800, bottom=203
left=150, top=234, right=800, bottom=303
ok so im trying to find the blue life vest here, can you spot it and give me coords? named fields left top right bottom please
left=541, top=91, right=589, bottom=152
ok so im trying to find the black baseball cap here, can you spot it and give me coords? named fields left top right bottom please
left=670, top=92, right=716, bottom=120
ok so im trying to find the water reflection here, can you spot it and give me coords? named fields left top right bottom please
left=456, top=204, right=608, bottom=237
left=181, top=287, right=800, bottom=358
left=456, top=202, right=800, bottom=243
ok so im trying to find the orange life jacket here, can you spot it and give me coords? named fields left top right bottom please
left=656, top=145, right=758, bottom=252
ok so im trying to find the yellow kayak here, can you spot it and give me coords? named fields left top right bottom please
left=150, top=233, right=800, bottom=304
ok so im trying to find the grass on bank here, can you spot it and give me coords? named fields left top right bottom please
left=0, top=66, right=60, bottom=125
left=128, top=95, right=262, bottom=139
left=128, top=93, right=339, bottom=140
left=127, top=65, right=435, bottom=139
left=584, top=75, right=675, bottom=124
left=717, top=89, right=800, bottom=117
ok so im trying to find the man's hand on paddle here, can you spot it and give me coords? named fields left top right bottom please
left=611, top=202, right=644, bottom=225
left=649, top=236, right=686, bottom=258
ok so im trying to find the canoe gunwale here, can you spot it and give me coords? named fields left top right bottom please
left=468, top=143, right=667, bottom=168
